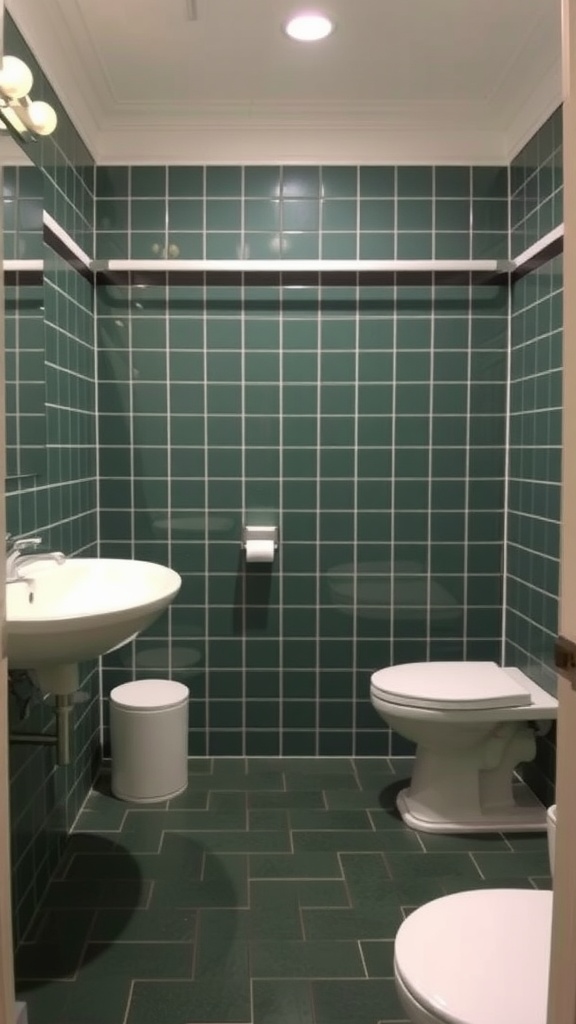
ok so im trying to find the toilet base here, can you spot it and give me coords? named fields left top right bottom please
left=397, top=781, right=547, bottom=833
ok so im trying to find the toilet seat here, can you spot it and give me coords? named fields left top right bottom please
left=394, top=889, right=552, bottom=1024
left=370, top=661, right=532, bottom=710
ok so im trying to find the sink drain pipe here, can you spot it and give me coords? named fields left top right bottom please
left=8, top=673, right=73, bottom=766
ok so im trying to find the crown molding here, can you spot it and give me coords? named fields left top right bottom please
left=504, top=58, right=563, bottom=161
left=94, top=122, right=508, bottom=166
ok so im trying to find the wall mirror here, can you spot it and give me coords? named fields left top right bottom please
left=3, top=148, right=47, bottom=482
left=1, top=8, right=69, bottom=484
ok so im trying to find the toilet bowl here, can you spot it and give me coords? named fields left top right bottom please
left=370, top=661, right=557, bottom=833
left=393, top=804, right=556, bottom=1024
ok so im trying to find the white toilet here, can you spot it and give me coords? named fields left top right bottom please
left=393, top=805, right=556, bottom=1024
left=370, top=661, right=557, bottom=832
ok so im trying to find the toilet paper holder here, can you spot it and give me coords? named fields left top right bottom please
left=241, top=525, right=278, bottom=549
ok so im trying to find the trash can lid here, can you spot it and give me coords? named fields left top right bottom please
left=110, top=679, right=189, bottom=711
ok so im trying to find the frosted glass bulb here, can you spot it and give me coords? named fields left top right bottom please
left=0, top=56, right=33, bottom=100
left=26, top=101, right=58, bottom=136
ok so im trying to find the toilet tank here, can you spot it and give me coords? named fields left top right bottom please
left=547, top=804, right=556, bottom=879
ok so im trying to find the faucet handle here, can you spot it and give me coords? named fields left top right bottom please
left=12, top=537, right=42, bottom=554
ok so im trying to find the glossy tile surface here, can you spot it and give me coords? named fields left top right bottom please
left=16, top=758, right=551, bottom=1024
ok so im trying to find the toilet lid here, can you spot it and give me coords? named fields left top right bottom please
left=395, top=889, right=552, bottom=1024
left=370, top=661, right=532, bottom=710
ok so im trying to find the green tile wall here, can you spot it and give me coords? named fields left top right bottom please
left=511, top=108, right=563, bottom=258
left=506, top=108, right=563, bottom=804
left=4, top=15, right=100, bottom=945
left=97, top=165, right=509, bottom=758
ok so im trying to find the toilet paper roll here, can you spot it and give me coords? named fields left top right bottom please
left=245, top=539, right=275, bottom=563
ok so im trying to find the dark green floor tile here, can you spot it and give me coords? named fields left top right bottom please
left=418, top=831, right=511, bottom=852
left=369, top=806, right=414, bottom=829
left=199, top=903, right=304, bottom=941
left=19, top=977, right=130, bottom=1024
left=128, top=976, right=251, bottom=1024
left=388, top=757, right=415, bottom=776
left=504, top=833, right=550, bottom=852
left=197, top=908, right=253, bottom=946
left=250, top=852, right=343, bottom=878
left=79, top=942, right=193, bottom=978
left=253, top=979, right=314, bottom=1024
left=353, top=757, right=394, bottom=775
left=42, top=878, right=152, bottom=909
left=366, top=827, right=423, bottom=850
left=248, top=809, right=289, bottom=830
left=163, top=829, right=291, bottom=853
left=262, top=758, right=353, bottom=774
left=296, top=880, right=350, bottom=907
left=69, top=824, right=163, bottom=854
left=211, top=758, right=248, bottom=775
left=250, top=880, right=305, bottom=909
left=441, top=876, right=540, bottom=894
left=152, top=862, right=248, bottom=908
left=472, top=849, right=551, bottom=878
left=293, top=830, right=414, bottom=852
left=248, top=790, right=326, bottom=809
left=134, top=808, right=248, bottom=830
left=195, top=922, right=250, bottom=972
left=289, top=809, right=372, bottom=830
left=340, top=854, right=393, bottom=907
left=73, top=807, right=127, bottom=832
left=90, top=906, right=197, bottom=943
left=63, top=847, right=202, bottom=881
left=312, top=978, right=405, bottom=1024
left=285, top=772, right=359, bottom=791
left=167, top=788, right=215, bottom=809
left=250, top=939, right=365, bottom=978
left=203, top=852, right=248, bottom=881
left=26, top=908, right=95, bottom=969
left=85, top=788, right=147, bottom=820
left=157, top=832, right=212, bottom=875
left=385, top=851, right=482, bottom=884
left=387, top=877, right=446, bottom=905
left=249, top=879, right=349, bottom=910
left=325, top=789, right=396, bottom=811
left=187, top=758, right=213, bottom=774
left=250, top=903, right=305, bottom=938
left=208, top=792, right=248, bottom=813
left=187, top=773, right=283, bottom=791
left=152, top=880, right=243, bottom=913
left=356, top=772, right=408, bottom=796
left=532, top=877, right=554, bottom=890
left=15, top=940, right=82, bottom=980
left=360, top=939, right=395, bottom=977
left=303, top=903, right=403, bottom=940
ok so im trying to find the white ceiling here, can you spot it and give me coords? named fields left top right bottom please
left=5, top=0, right=563, bottom=164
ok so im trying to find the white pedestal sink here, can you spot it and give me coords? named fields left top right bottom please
left=6, top=558, right=182, bottom=694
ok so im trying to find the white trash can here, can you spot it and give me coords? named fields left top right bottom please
left=110, top=679, right=189, bottom=803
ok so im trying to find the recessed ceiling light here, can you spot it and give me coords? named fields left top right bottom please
left=284, top=11, right=334, bottom=42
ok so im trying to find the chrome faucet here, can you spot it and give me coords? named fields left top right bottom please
left=5, top=535, right=66, bottom=583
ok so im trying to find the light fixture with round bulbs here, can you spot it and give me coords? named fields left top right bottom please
left=284, top=11, right=334, bottom=42
left=0, top=56, right=34, bottom=100
left=25, top=101, right=58, bottom=137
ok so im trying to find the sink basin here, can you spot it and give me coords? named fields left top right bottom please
left=6, top=558, right=182, bottom=693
